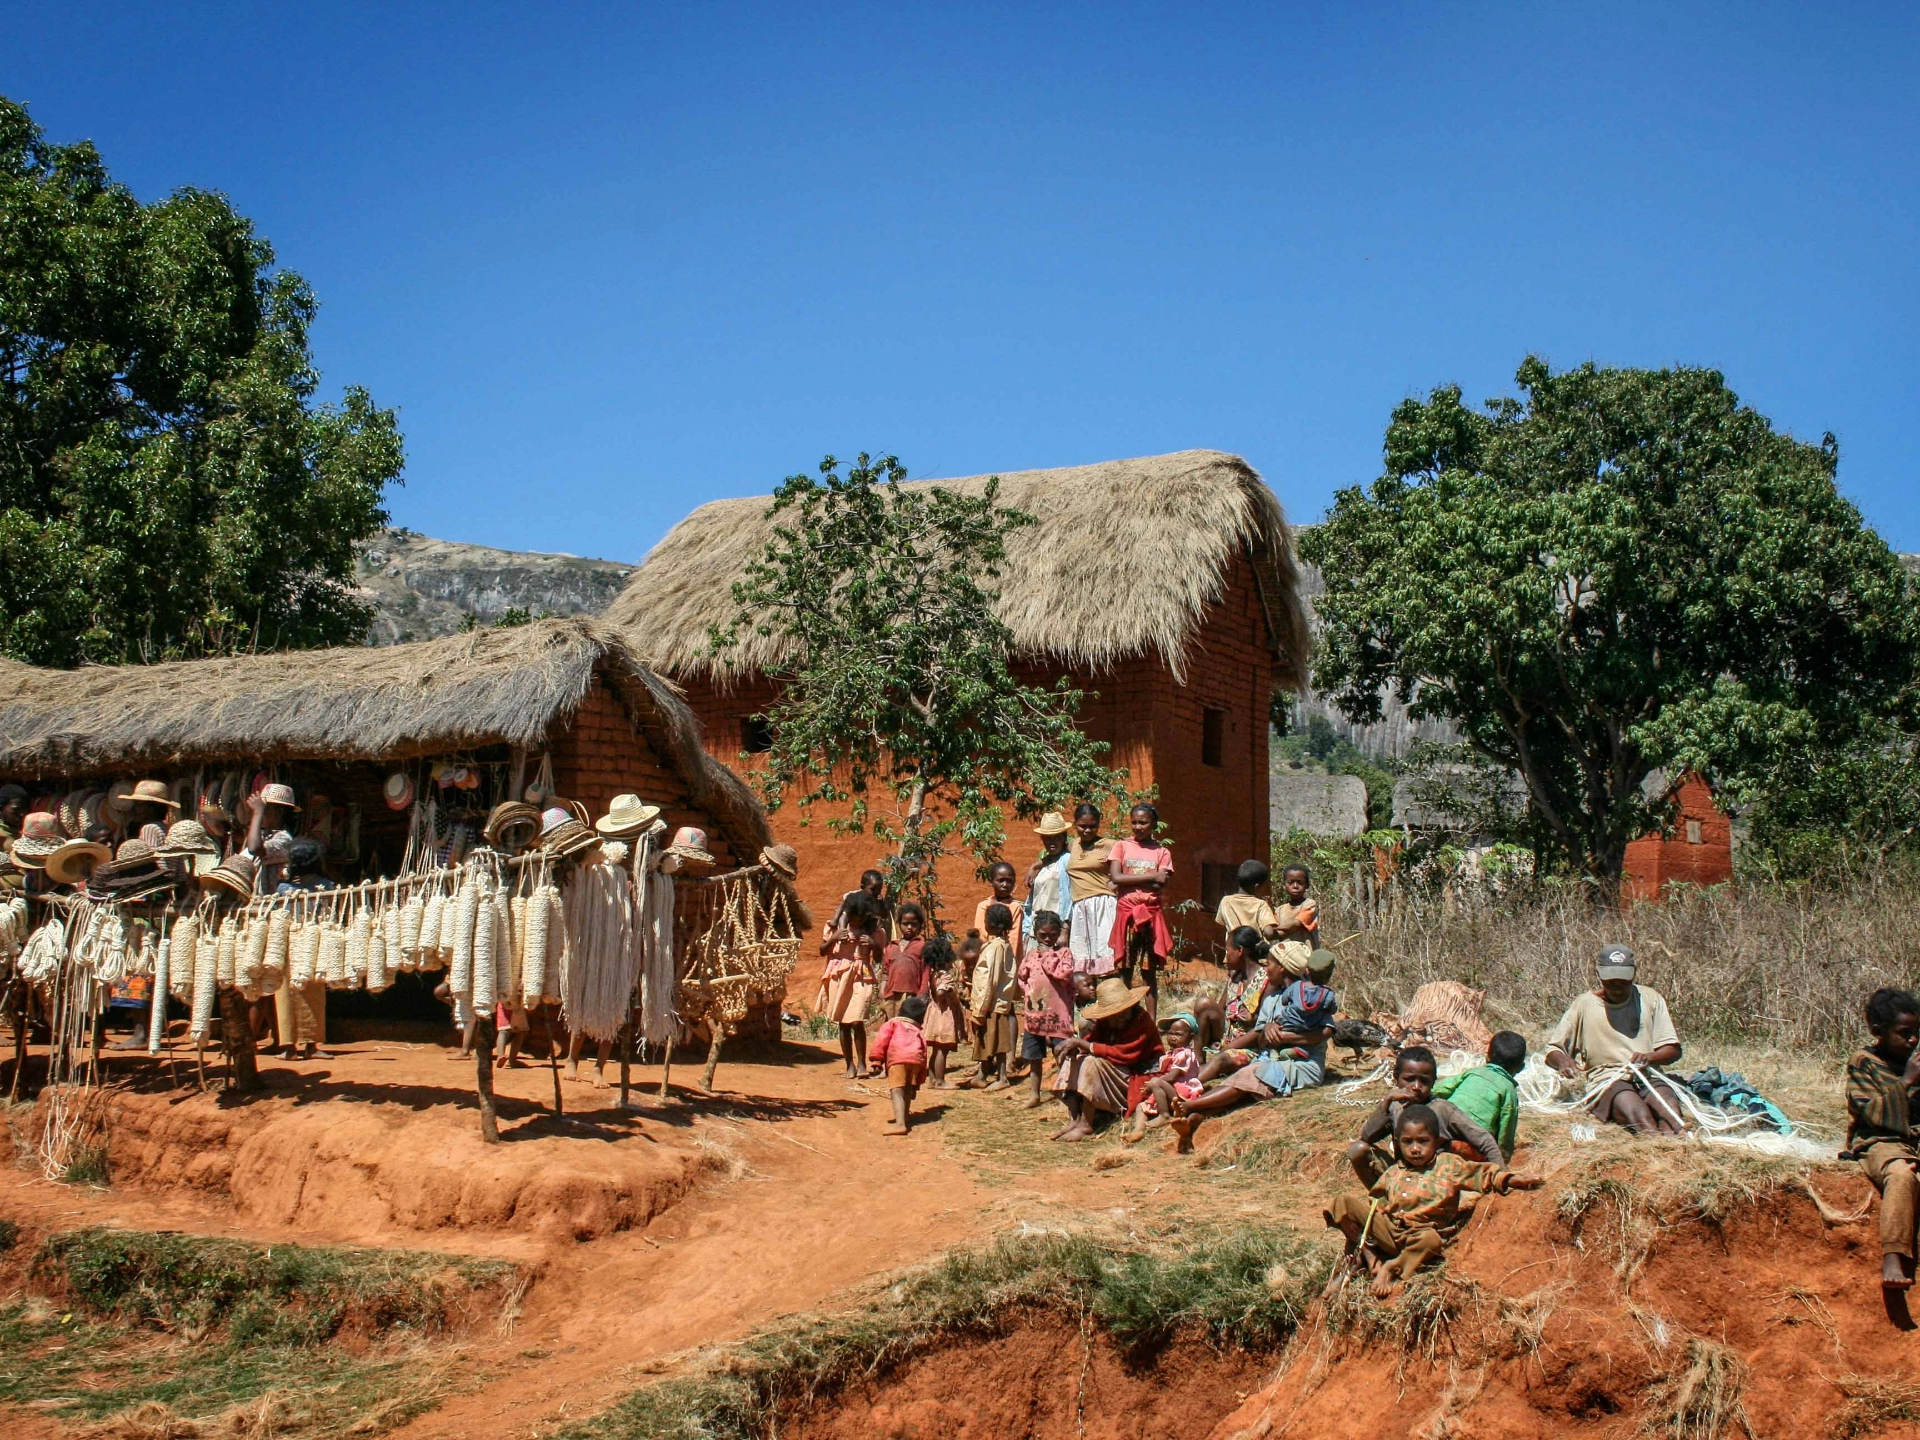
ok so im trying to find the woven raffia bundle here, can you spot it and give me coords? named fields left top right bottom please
left=400, top=893, right=425, bottom=968
left=244, top=914, right=270, bottom=989
left=471, top=877, right=497, bottom=1012
left=169, top=913, right=200, bottom=1001
left=449, top=878, right=478, bottom=998
left=562, top=860, right=636, bottom=1041
left=215, top=915, right=238, bottom=987
left=521, top=886, right=554, bottom=1006
left=148, top=928, right=170, bottom=1055
left=190, top=921, right=219, bottom=1040
left=320, top=923, right=348, bottom=989
left=346, top=910, right=370, bottom=988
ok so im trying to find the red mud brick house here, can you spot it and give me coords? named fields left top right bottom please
left=606, top=451, right=1314, bottom=929
left=1622, top=773, right=1733, bottom=902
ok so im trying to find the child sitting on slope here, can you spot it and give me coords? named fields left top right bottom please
left=1432, top=1030, right=1527, bottom=1160
left=1846, top=987, right=1920, bottom=1292
left=1123, top=1012, right=1204, bottom=1144
left=1326, top=1103, right=1541, bottom=1297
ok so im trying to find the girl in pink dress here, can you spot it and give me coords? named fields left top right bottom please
left=816, top=892, right=882, bottom=1077
left=918, top=934, right=968, bottom=1087
left=1016, top=910, right=1078, bottom=1108
left=1108, top=803, right=1174, bottom=996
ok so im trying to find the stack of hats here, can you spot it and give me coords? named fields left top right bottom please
left=87, top=840, right=176, bottom=902
left=46, top=836, right=112, bottom=886
left=9, top=812, right=63, bottom=868
left=537, top=806, right=601, bottom=860
left=155, top=819, right=221, bottom=875
left=201, top=851, right=258, bottom=899
left=483, top=801, right=543, bottom=849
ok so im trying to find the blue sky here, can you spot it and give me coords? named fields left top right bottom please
left=9, top=3, right=1917, bottom=558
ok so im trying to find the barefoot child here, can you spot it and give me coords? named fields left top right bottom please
left=1846, top=987, right=1920, bottom=1292
left=1016, top=910, right=1076, bottom=1107
left=919, top=934, right=966, bottom=1087
left=1195, top=928, right=1270, bottom=1083
left=1124, top=1013, right=1204, bottom=1142
left=1432, top=1030, right=1528, bottom=1160
left=869, top=995, right=930, bottom=1135
left=1109, top=803, right=1173, bottom=995
left=1347, top=1046, right=1503, bottom=1185
left=1327, top=1103, right=1542, bottom=1297
left=881, top=903, right=929, bottom=1018
left=817, top=893, right=882, bottom=1078
left=967, top=904, right=1019, bottom=1089
left=974, top=862, right=1026, bottom=959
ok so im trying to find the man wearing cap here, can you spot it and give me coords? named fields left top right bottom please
left=1543, top=945, right=1686, bottom=1136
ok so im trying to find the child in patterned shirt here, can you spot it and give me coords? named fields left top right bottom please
left=1326, top=1104, right=1540, bottom=1297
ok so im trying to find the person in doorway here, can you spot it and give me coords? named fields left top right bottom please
left=1542, top=945, right=1686, bottom=1136
left=1108, top=803, right=1173, bottom=995
left=868, top=994, right=930, bottom=1135
left=1845, top=987, right=1920, bottom=1293
left=1347, top=1046, right=1503, bottom=1185
left=1064, top=804, right=1118, bottom=994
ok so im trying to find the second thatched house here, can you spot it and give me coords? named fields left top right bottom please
left=605, top=450, right=1313, bottom=927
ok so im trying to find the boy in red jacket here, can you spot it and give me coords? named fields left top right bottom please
left=869, top=994, right=931, bottom=1136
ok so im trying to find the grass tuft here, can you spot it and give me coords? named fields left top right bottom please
left=1829, top=1373, right=1920, bottom=1440
left=1643, top=1337, right=1750, bottom=1440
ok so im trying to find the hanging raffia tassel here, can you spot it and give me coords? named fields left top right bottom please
left=367, top=915, right=391, bottom=994
left=190, top=917, right=219, bottom=1042
left=472, top=878, right=497, bottom=1012
left=244, top=913, right=270, bottom=989
left=216, top=914, right=238, bottom=987
left=169, top=912, right=200, bottom=1001
left=148, top=924, right=171, bottom=1055
left=509, top=894, right=528, bottom=1000
left=346, top=908, right=371, bottom=988
left=421, top=891, right=447, bottom=965
left=400, top=892, right=425, bottom=968
left=382, top=902, right=403, bottom=978
left=266, top=907, right=290, bottom=980
left=522, top=886, right=553, bottom=1006
left=492, top=890, right=514, bottom=1002
left=449, top=878, right=479, bottom=998
left=562, top=859, right=637, bottom=1042
left=290, top=914, right=319, bottom=987
left=320, top=922, right=348, bottom=989
left=546, top=887, right=570, bottom=1006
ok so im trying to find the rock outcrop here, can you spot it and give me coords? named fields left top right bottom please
left=355, top=529, right=633, bottom=644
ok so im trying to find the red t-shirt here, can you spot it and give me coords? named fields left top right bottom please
left=884, top=938, right=928, bottom=997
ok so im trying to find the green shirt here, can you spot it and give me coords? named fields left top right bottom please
left=1432, top=1063, right=1521, bottom=1159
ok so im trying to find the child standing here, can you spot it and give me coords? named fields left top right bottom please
left=1124, top=1013, right=1204, bottom=1143
left=1215, top=859, right=1280, bottom=941
left=881, top=902, right=930, bottom=1018
left=869, top=995, right=931, bottom=1135
left=1016, top=910, right=1077, bottom=1109
left=1432, top=1031, right=1527, bottom=1160
left=816, top=892, right=882, bottom=1078
left=1846, top=988, right=1920, bottom=1292
left=1108, top=803, right=1173, bottom=994
left=1272, top=863, right=1320, bottom=977
left=974, top=861, right=1026, bottom=959
left=967, top=903, right=1019, bottom=1090
left=919, top=934, right=967, bottom=1088
left=1327, top=1104, right=1541, bottom=1297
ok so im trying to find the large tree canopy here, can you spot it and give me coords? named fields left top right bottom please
left=1301, top=357, right=1914, bottom=882
left=714, top=453, right=1130, bottom=913
left=0, top=97, right=402, bottom=666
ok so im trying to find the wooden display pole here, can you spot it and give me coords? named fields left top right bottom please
left=475, top=1017, right=500, bottom=1143
left=217, top=988, right=261, bottom=1093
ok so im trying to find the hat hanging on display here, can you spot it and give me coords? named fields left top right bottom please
left=595, top=794, right=662, bottom=836
left=1081, top=976, right=1153, bottom=1023
left=382, top=771, right=415, bottom=811
left=45, top=838, right=112, bottom=886
left=538, top=817, right=601, bottom=859
left=259, top=783, right=300, bottom=811
left=76, top=791, right=109, bottom=835
left=1032, top=811, right=1071, bottom=837
left=58, top=789, right=89, bottom=838
left=123, top=779, right=181, bottom=813
left=105, top=779, right=139, bottom=823
left=758, top=844, right=799, bottom=880
left=10, top=812, right=63, bottom=866
left=87, top=840, right=171, bottom=901
left=155, top=819, right=221, bottom=873
left=483, top=801, right=543, bottom=848
left=539, top=806, right=572, bottom=834
left=664, top=826, right=714, bottom=866
left=202, top=852, right=259, bottom=899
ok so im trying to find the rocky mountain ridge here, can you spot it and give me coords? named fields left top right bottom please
left=355, top=529, right=635, bottom=644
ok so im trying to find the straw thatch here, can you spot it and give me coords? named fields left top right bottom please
left=605, top=449, right=1312, bottom=687
left=0, top=618, right=773, bottom=858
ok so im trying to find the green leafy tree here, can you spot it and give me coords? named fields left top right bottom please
left=1302, top=357, right=1913, bottom=883
left=713, top=453, right=1132, bottom=912
left=0, top=97, right=402, bottom=666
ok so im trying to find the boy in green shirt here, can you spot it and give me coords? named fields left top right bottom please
left=1431, top=1030, right=1526, bottom=1160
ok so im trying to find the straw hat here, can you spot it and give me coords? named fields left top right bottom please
left=155, top=820, right=220, bottom=873
left=759, top=843, right=799, bottom=880
left=201, top=851, right=259, bottom=899
left=87, top=841, right=171, bottom=901
left=46, top=838, right=112, bottom=885
left=665, top=826, right=714, bottom=866
left=1082, top=976, right=1152, bottom=1023
left=58, top=789, right=89, bottom=838
left=10, top=812, right=63, bottom=865
left=595, top=793, right=662, bottom=836
left=383, top=771, right=415, bottom=811
left=76, top=790, right=109, bottom=835
left=538, top=818, right=601, bottom=859
left=483, top=801, right=542, bottom=847
left=259, top=782, right=300, bottom=811
left=105, top=779, right=138, bottom=822
left=1032, top=811, right=1071, bottom=836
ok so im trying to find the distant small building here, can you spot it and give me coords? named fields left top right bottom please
left=1269, top=771, right=1369, bottom=838
left=1623, top=773, right=1732, bottom=901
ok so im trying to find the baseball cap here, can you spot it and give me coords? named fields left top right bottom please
left=1596, top=944, right=1637, bottom=981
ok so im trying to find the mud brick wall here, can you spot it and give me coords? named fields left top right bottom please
left=547, top=677, right=741, bottom=868
left=1622, top=773, right=1733, bottom=902
left=677, top=557, right=1279, bottom=939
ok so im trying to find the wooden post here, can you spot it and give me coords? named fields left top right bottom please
left=698, top=1023, right=725, bottom=1094
left=658, top=1029, right=674, bottom=1101
left=619, top=1004, right=634, bottom=1107
left=545, top=1004, right=563, bottom=1116
left=6, top=981, right=26, bottom=1103
left=217, top=988, right=261, bottom=1093
left=475, top=1017, right=501, bottom=1143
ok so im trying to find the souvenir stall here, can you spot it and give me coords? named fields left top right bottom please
left=0, top=620, right=806, bottom=1161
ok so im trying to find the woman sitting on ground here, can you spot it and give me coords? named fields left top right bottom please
left=1049, top=977, right=1163, bottom=1143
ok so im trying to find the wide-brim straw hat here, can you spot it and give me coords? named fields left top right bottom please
left=538, top=818, right=601, bottom=859
left=484, top=801, right=543, bottom=847
left=105, top=779, right=138, bottom=823
left=46, top=839, right=112, bottom=885
left=1032, top=811, right=1071, bottom=836
left=1082, top=976, right=1153, bottom=1023
left=201, top=852, right=259, bottom=899
left=76, top=790, right=109, bottom=835
left=155, top=820, right=220, bottom=874
left=665, top=826, right=714, bottom=866
left=383, top=771, right=415, bottom=811
left=125, top=779, right=181, bottom=812
left=595, top=793, right=663, bottom=836
left=10, top=811, right=62, bottom=866
left=759, top=843, right=799, bottom=879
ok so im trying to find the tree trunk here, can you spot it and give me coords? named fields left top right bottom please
left=475, top=1017, right=500, bottom=1143
left=699, top=1023, right=725, bottom=1094
left=218, top=988, right=261, bottom=1092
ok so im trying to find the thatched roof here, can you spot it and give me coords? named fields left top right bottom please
left=0, top=619, right=773, bottom=858
left=605, top=450, right=1312, bottom=687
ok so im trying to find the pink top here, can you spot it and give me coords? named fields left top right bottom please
left=1110, top=840, right=1173, bottom=882
left=1017, top=945, right=1078, bottom=1039
left=1151, top=1044, right=1202, bottom=1087
left=869, top=1016, right=928, bottom=1068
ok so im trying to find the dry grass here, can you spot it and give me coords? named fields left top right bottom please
left=1642, top=1337, right=1752, bottom=1440
left=1829, top=1373, right=1920, bottom=1439
left=1313, top=875, right=1920, bottom=1052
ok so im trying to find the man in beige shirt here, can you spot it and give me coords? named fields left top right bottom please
left=1544, top=945, right=1686, bottom=1136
